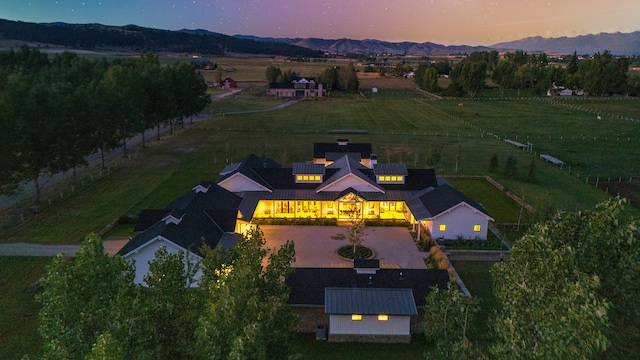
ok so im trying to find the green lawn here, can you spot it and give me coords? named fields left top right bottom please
left=447, top=178, right=529, bottom=223
left=450, top=261, right=497, bottom=346
left=292, top=333, right=430, bottom=360
left=0, top=257, right=50, bottom=360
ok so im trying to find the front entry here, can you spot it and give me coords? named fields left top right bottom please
left=337, top=193, right=364, bottom=220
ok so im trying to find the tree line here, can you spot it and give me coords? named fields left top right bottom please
left=0, top=46, right=211, bottom=200
left=0, top=19, right=324, bottom=58
left=37, top=227, right=297, bottom=359
left=414, top=50, right=639, bottom=98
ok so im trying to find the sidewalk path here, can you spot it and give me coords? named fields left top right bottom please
left=0, top=239, right=128, bottom=257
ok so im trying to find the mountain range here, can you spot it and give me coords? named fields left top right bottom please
left=491, top=32, right=640, bottom=56
left=233, top=35, right=494, bottom=56
left=235, top=32, right=640, bottom=56
left=0, top=18, right=638, bottom=56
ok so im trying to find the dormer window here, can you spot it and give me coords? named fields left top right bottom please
left=373, top=164, right=408, bottom=184
left=296, top=175, right=321, bottom=182
left=293, top=163, right=325, bottom=183
left=377, top=175, right=404, bottom=183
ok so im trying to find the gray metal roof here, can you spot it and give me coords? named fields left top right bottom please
left=219, top=162, right=241, bottom=176
left=373, top=164, right=409, bottom=176
left=292, top=163, right=326, bottom=175
left=324, top=287, right=418, bottom=316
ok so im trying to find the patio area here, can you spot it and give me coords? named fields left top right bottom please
left=260, top=225, right=428, bottom=269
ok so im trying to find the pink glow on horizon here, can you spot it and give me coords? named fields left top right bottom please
left=1, top=0, right=639, bottom=46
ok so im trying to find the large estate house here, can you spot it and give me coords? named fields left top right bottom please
left=117, top=139, right=492, bottom=341
left=267, top=77, right=327, bottom=98
left=119, top=139, right=493, bottom=283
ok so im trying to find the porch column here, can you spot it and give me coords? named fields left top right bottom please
left=417, top=220, right=421, bottom=241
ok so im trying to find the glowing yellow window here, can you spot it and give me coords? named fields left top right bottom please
left=397, top=176, right=403, bottom=182
left=351, top=314, right=362, bottom=321
left=439, top=224, right=446, bottom=231
left=474, top=224, right=481, bottom=232
left=303, top=175, right=309, bottom=181
left=391, top=176, right=397, bottom=181
left=314, top=175, right=320, bottom=181
left=378, top=314, right=389, bottom=321
left=297, top=175, right=303, bottom=181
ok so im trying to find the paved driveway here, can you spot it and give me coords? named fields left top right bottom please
left=260, top=225, right=427, bottom=269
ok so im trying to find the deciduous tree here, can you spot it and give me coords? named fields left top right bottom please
left=38, top=234, right=135, bottom=360
left=196, top=226, right=297, bottom=360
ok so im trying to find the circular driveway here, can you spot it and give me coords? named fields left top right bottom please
left=260, top=225, right=427, bottom=269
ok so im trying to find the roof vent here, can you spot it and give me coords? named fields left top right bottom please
left=337, top=139, right=349, bottom=146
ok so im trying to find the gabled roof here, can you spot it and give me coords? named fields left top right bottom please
left=412, top=183, right=493, bottom=221
left=217, top=154, right=281, bottom=192
left=287, top=268, right=449, bottom=307
left=325, top=287, right=417, bottom=316
left=120, top=183, right=243, bottom=257
left=314, top=142, right=372, bottom=159
left=316, top=156, right=384, bottom=193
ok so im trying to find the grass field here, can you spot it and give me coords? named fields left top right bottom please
left=0, top=257, right=49, bottom=360
left=2, top=58, right=640, bottom=358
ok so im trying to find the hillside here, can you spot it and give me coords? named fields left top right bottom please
left=491, top=31, right=640, bottom=55
left=234, top=35, right=493, bottom=55
left=0, top=18, right=322, bottom=57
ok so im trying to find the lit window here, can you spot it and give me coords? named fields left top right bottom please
left=351, top=314, right=362, bottom=321
left=385, top=176, right=391, bottom=181
left=474, top=224, right=481, bottom=232
left=439, top=224, right=446, bottom=231
left=378, top=314, right=389, bottom=321
left=314, top=175, right=321, bottom=181
left=397, top=176, right=403, bottom=182
left=296, top=175, right=303, bottom=181
left=303, top=175, right=309, bottom=181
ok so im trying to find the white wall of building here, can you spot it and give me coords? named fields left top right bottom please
left=430, top=203, right=490, bottom=240
left=123, top=237, right=203, bottom=286
left=329, top=315, right=410, bottom=336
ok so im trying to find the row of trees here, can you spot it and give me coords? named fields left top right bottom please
left=0, top=46, right=211, bottom=200
left=425, top=199, right=640, bottom=359
left=37, top=228, right=297, bottom=359
left=415, top=50, right=639, bottom=98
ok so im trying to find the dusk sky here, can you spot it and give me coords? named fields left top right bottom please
left=1, top=0, right=639, bottom=46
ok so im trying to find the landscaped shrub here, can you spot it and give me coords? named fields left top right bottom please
left=363, top=219, right=408, bottom=227
left=418, top=230, right=436, bottom=251
left=429, top=246, right=457, bottom=284
left=337, top=245, right=373, bottom=260
left=252, top=218, right=337, bottom=226
left=429, top=246, right=449, bottom=270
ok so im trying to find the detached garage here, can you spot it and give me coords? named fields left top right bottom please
left=325, top=287, right=417, bottom=343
